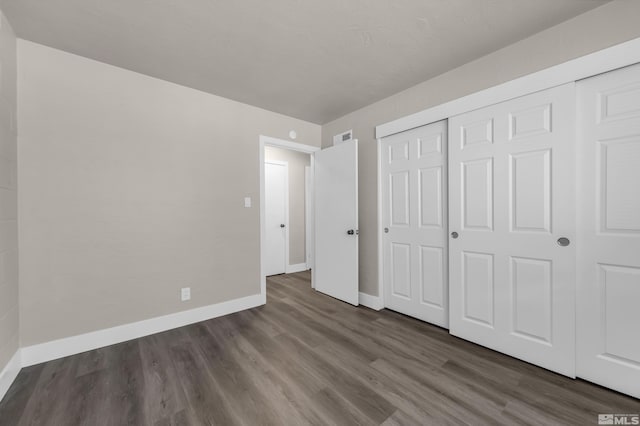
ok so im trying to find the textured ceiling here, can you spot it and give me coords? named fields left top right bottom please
left=0, top=0, right=610, bottom=124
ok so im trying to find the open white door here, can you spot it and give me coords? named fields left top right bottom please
left=315, top=140, right=359, bottom=305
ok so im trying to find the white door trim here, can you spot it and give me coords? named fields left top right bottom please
left=265, top=159, right=289, bottom=276
left=376, top=138, right=385, bottom=306
left=359, top=292, right=384, bottom=311
left=259, top=135, right=320, bottom=298
left=285, top=263, right=309, bottom=274
left=304, top=165, right=313, bottom=274
left=376, top=36, right=640, bottom=139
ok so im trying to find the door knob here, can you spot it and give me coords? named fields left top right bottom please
left=384, top=227, right=389, bottom=233
left=557, top=237, right=570, bottom=246
left=451, top=232, right=459, bottom=239
left=347, top=229, right=355, bottom=235
left=280, top=224, right=285, bottom=228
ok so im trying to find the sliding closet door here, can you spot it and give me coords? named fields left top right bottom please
left=576, top=63, right=640, bottom=398
left=381, top=121, right=448, bottom=327
left=448, top=84, right=576, bottom=377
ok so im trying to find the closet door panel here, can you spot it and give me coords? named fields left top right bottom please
left=577, top=63, right=640, bottom=399
left=382, top=121, right=449, bottom=327
left=449, top=83, right=576, bottom=377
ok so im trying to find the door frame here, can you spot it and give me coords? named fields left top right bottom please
left=304, top=165, right=313, bottom=273
left=259, top=135, right=320, bottom=302
left=264, top=159, right=290, bottom=276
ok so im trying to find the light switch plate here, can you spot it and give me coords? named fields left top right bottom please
left=244, top=197, right=252, bottom=208
left=181, top=287, right=191, bottom=301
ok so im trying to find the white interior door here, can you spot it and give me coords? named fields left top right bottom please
left=381, top=121, right=449, bottom=327
left=315, top=140, right=359, bottom=305
left=448, top=84, right=576, bottom=377
left=265, top=161, right=288, bottom=276
left=576, top=63, right=640, bottom=398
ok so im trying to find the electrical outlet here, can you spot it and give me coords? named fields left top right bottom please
left=181, top=287, right=191, bottom=301
left=244, top=197, right=252, bottom=208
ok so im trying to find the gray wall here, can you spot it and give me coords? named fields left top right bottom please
left=0, top=9, right=18, bottom=373
left=264, top=146, right=310, bottom=266
left=17, top=40, right=320, bottom=346
left=321, top=0, right=640, bottom=296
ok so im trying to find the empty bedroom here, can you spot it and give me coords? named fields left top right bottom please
left=0, top=0, right=639, bottom=425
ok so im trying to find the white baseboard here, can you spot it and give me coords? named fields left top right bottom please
left=0, top=349, right=21, bottom=403
left=359, top=292, right=384, bottom=311
left=286, top=263, right=309, bottom=274
left=21, top=293, right=264, bottom=367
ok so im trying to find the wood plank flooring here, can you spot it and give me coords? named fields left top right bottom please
left=1, top=271, right=638, bottom=425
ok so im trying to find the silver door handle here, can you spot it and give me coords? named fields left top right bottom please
left=557, top=237, right=570, bottom=246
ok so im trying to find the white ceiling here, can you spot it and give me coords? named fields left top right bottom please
left=0, top=0, right=610, bottom=124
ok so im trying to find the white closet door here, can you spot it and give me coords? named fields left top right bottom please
left=381, top=121, right=448, bottom=327
left=576, top=63, right=640, bottom=399
left=448, top=84, right=576, bottom=377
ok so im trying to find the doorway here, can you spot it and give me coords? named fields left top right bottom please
left=264, top=145, right=313, bottom=276
left=260, top=135, right=360, bottom=307
left=259, top=136, right=319, bottom=299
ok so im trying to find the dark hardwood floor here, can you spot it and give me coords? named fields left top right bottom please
left=1, top=271, right=638, bottom=425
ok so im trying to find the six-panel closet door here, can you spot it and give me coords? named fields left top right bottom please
left=378, top=64, right=639, bottom=397
left=576, top=63, right=640, bottom=398
left=381, top=121, right=449, bottom=327
left=448, top=84, right=577, bottom=377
